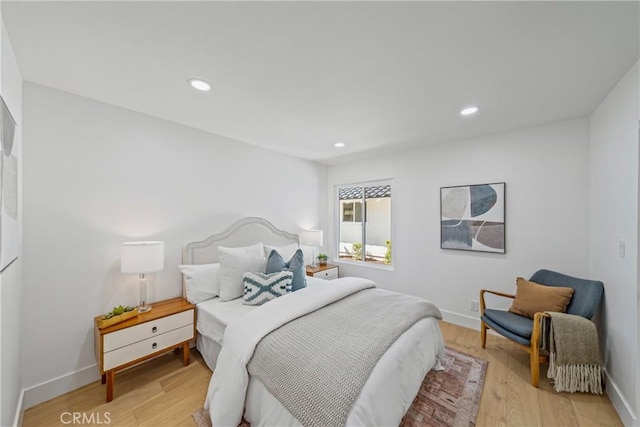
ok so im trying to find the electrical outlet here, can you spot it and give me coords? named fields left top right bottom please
left=469, top=300, right=479, bottom=312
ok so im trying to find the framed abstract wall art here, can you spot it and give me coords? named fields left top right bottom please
left=440, top=182, right=505, bottom=253
left=0, top=95, right=18, bottom=272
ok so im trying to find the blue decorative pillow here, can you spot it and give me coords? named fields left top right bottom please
left=266, top=249, right=307, bottom=291
left=242, top=271, right=293, bottom=306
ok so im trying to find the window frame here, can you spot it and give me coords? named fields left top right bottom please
left=335, top=179, right=393, bottom=269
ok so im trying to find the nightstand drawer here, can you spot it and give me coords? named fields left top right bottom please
left=103, top=324, right=194, bottom=370
left=312, top=267, right=338, bottom=280
left=104, top=310, right=193, bottom=352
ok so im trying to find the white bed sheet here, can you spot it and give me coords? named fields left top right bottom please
left=196, top=277, right=329, bottom=368
left=244, top=316, right=444, bottom=427
left=197, top=297, right=254, bottom=346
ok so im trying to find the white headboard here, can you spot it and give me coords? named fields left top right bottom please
left=183, top=217, right=299, bottom=264
left=182, top=217, right=300, bottom=297
left=182, top=217, right=300, bottom=264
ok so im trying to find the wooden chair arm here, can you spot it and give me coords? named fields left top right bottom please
left=480, top=289, right=516, bottom=299
left=531, top=312, right=551, bottom=348
left=533, top=312, right=551, bottom=321
left=479, top=289, right=516, bottom=314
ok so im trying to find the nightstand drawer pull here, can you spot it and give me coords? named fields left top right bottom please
left=311, top=267, right=338, bottom=280
left=152, top=342, right=157, bottom=350
left=152, top=326, right=157, bottom=333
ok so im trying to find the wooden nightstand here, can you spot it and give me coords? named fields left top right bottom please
left=94, top=297, right=195, bottom=402
left=306, top=263, right=339, bottom=280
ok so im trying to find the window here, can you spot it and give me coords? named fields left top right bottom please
left=341, top=201, right=363, bottom=222
left=337, top=182, right=392, bottom=266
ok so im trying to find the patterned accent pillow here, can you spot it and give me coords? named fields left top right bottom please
left=243, top=271, right=294, bottom=306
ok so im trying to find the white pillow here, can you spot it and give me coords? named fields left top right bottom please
left=218, top=242, right=266, bottom=301
left=178, top=263, right=220, bottom=304
left=264, top=243, right=299, bottom=261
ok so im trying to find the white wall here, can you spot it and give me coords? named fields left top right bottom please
left=0, top=18, right=24, bottom=427
left=21, top=83, right=327, bottom=407
left=328, top=118, right=591, bottom=327
left=589, top=61, right=639, bottom=426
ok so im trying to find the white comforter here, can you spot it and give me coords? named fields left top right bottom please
left=204, top=277, right=444, bottom=427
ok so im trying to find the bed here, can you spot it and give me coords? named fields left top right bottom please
left=182, top=217, right=445, bottom=426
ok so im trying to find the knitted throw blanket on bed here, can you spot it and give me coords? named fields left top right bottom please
left=541, top=312, right=603, bottom=394
left=247, top=288, right=443, bottom=427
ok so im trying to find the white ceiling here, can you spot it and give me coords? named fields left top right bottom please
left=3, top=1, right=638, bottom=164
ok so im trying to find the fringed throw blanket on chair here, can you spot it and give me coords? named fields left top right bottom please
left=541, top=312, right=603, bottom=394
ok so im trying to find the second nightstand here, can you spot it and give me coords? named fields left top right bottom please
left=306, top=263, right=339, bottom=280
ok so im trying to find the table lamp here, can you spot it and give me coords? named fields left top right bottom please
left=121, top=241, right=164, bottom=313
left=301, top=230, right=323, bottom=267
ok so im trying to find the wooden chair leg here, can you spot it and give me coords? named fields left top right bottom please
left=480, top=320, right=487, bottom=348
left=530, top=348, right=540, bottom=387
left=530, top=314, right=542, bottom=387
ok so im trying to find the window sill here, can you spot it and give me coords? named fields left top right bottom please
left=334, top=260, right=394, bottom=271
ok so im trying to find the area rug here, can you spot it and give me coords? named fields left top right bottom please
left=192, top=347, right=487, bottom=427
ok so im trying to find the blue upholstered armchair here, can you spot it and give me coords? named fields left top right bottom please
left=480, top=269, right=604, bottom=387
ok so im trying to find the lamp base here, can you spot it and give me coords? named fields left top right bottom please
left=139, top=275, right=152, bottom=314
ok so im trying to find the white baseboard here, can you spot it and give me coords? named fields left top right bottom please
left=20, top=346, right=197, bottom=413
left=604, top=368, right=637, bottom=427
left=22, top=364, right=100, bottom=410
left=440, top=309, right=481, bottom=330
left=12, top=389, right=24, bottom=427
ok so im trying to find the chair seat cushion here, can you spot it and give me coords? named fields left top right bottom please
left=483, top=308, right=534, bottom=339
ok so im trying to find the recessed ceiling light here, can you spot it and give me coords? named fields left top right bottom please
left=460, top=105, right=480, bottom=116
left=334, top=141, right=345, bottom=148
left=188, top=78, right=211, bottom=92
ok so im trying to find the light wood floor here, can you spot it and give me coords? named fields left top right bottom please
left=23, top=322, right=622, bottom=427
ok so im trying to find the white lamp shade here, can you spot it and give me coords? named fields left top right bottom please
left=121, top=241, right=165, bottom=274
left=301, top=230, right=323, bottom=247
